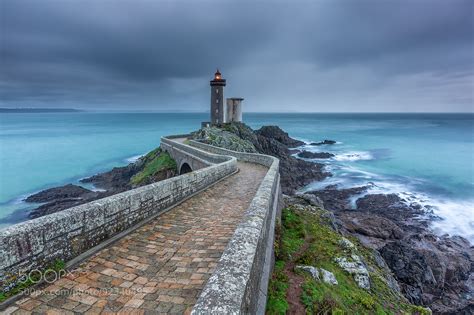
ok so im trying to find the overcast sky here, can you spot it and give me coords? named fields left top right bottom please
left=1, top=0, right=473, bottom=112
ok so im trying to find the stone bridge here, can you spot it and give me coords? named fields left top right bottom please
left=0, top=135, right=281, bottom=314
left=160, top=135, right=211, bottom=175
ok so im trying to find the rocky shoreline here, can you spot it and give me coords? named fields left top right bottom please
left=15, top=122, right=473, bottom=313
left=192, top=122, right=473, bottom=314
left=21, top=148, right=177, bottom=219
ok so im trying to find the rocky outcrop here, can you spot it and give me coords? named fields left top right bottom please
left=338, top=211, right=404, bottom=247
left=319, top=268, right=338, bottom=285
left=24, top=148, right=176, bottom=218
left=255, top=125, right=305, bottom=147
left=379, top=234, right=473, bottom=313
left=25, top=184, right=102, bottom=219
left=80, top=163, right=140, bottom=192
left=29, top=196, right=100, bottom=218
left=191, top=126, right=257, bottom=153
left=245, top=125, right=331, bottom=194
left=25, top=184, right=94, bottom=203
left=297, top=151, right=335, bottom=159
left=193, top=123, right=331, bottom=194
left=318, top=189, right=474, bottom=313
left=334, top=255, right=371, bottom=290
left=268, top=202, right=428, bottom=314
left=308, top=185, right=368, bottom=211
left=295, top=265, right=339, bottom=285
left=310, top=140, right=336, bottom=145
left=192, top=123, right=471, bottom=313
left=295, top=265, right=320, bottom=280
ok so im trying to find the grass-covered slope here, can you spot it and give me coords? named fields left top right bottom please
left=130, top=148, right=177, bottom=186
left=267, top=205, right=431, bottom=315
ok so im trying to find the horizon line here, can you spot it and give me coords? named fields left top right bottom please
left=1, top=108, right=473, bottom=114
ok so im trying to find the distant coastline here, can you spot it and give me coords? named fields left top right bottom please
left=0, top=108, right=83, bottom=113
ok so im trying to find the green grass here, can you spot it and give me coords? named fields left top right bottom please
left=266, top=260, right=289, bottom=314
left=0, top=259, right=65, bottom=303
left=130, top=149, right=177, bottom=185
left=266, top=206, right=431, bottom=315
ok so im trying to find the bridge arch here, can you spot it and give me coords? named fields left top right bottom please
left=179, top=162, right=192, bottom=174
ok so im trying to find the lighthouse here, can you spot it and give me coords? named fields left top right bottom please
left=210, top=69, right=226, bottom=125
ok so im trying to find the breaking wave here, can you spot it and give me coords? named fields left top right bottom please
left=333, top=151, right=373, bottom=162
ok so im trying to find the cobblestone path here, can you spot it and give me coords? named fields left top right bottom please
left=7, top=162, right=267, bottom=315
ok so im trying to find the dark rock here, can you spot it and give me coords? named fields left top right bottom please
left=277, top=156, right=330, bottom=195
left=356, top=193, right=425, bottom=222
left=255, top=125, right=305, bottom=147
left=305, top=184, right=474, bottom=313
left=380, top=241, right=437, bottom=305
left=368, top=249, right=402, bottom=293
left=25, top=184, right=93, bottom=203
left=253, top=134, right=330, bottom=194
left=293, top=193, right=325, bottom=208
left=308, top=186, right=368, bottom=211
left=29, top=197, right=98, bottom=218
left=310, top=140, right=336, bottom=145
left=297, top=151, right=335, bottom=159
left=26, top=149, right=175, bottom=218
left=80, top=163, right=140, bottom=192
left=337, top=211, right=404, bottom=247
left=217, top=122, right=331, bottom=194
left=342, top=193, right=474, bottom=313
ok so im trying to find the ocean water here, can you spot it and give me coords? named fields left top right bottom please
left=0, top=112, right=473, bottom=242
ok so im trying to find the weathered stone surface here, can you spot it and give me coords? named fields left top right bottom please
left=295, top=266, right=338, bottom=285
left=320, top=268, right=338, bottom=285
left=335, top=255, right=371, bottom=290
left=188, top=140, right=281, bottom=314
left=2, top=136, right=281, bottom=315
left=295, top=265, right=320, bottom=280
left=339, top=237, right=356, bottom=249
left=0, top=136, right=238, bottom=295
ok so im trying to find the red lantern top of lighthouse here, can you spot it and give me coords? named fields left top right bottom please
left=210, top=68, right=226, bottom=86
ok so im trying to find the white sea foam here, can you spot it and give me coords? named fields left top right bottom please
left=125, top=154, right=144, bottom=163
left=303, top=160, right=474, bottom=243
left=77, top=182, right=106, bottom=192
left=333, top=151, right=373, bottom=162
left=430, top=198, right=474, bottom=243
left=359, top=180, right=474, bottom=243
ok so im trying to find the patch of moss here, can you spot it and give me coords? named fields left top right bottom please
left=0, top=259, right=65, bottom=303
left=130, top=150, right=177, bottom=185
left=267, top=206, right=431, bottom=315
left=280, top=209, right=306, bottom=259
left=266, top=260, right=289, bottom=314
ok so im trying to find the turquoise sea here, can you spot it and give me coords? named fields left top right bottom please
left=0, top=113, right=473, bottom=242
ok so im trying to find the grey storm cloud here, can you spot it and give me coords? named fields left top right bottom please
left=0, top=0, right=473, bottom=112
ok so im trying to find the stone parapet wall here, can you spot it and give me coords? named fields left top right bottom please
left=0, top=138, right=237, bottom=292
left=161, top=136, right=233, bottom=167
left=188, top=140, right=275, bottom=167
left=189, top=140, right=282, bottom=314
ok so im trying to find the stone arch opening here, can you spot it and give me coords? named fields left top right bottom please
left=180, top=162, right=192, bottom=175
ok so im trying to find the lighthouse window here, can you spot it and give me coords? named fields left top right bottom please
left=216, top=89, right=219, bottom=94
left=216, top=99, right=219, bottom=103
